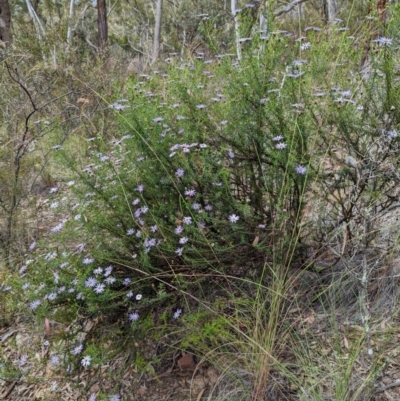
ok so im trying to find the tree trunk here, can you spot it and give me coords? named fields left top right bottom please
left=153, top=0, right=163, bottom=64
left=25, top=0, right=45, bottom=40
left=66, top=0, right=75, bottom=49
left=0, top=0, right=12, bottom=44
left=259, top=0, right=269, bottom=54
left=323, top=0, right=336, bottom=22
left=327, top=0, right=336, bottom=21
left=231, top=0, right=242, bottom=61
left=97, top=0, right=107, bottom=52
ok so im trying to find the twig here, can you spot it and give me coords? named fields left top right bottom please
left=374, top=380, right=400, bottom=394
left=274, top=0, right=308, bottom=17
left=361, top=216, right=373, bottom=356
left=0, top=329, right=16, bottom=343
left=1, top=378, right=20, bottom=400
left=146, top=349, right=180, bottom=382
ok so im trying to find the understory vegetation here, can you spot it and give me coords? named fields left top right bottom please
left=1, top=2, right=400, bottom=401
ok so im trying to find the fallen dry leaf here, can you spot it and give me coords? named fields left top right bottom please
left=196, top=387, right=206, bottom=401
left=136, top=387, right=147, bottom=396
left=304, top=315, right=315, bottom=324
left=77, top=97, right=90, bottom=105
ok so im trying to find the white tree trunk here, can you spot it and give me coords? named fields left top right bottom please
left=260, top=10, right=267, bottom=38
left=325, top=0, right=336, bottom=22
left=153, top=0, right=163, bottom=64
left=25, top=0, right=45, bottom=39
left=231, top=0, right=241, bottom=61
left=259, top=0, right=269, bottom=54
left=66, top=0, right=75, bottom=49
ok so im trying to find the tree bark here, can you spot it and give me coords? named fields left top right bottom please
left=0, top=0, right=12, bottom=44
left=259, top=0, right=268, bottom=54
left=323, top=0, right=336, bottom=23
left=66, top=0, right=75, bottom=49
left=327, top=0, right=336, bottom=21
left=231, top=0, right=242, bottom=61
left=97, top=0, right=108, bottom=52
left=153, top=0, right=163, bottom=63
left=25, top=0, right=45, bottom=40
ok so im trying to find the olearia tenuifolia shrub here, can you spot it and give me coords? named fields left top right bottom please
left=13, top=36, right=314, bottom=373
left=7, top=9, right=400, bottom=399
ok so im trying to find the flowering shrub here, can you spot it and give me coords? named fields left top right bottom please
left=7, top=41, right=315, bottom=380
left=5, top=14, right=400, bottom=397
left=24, top=45, right=315, bottom=315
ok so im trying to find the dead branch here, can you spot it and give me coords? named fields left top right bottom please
left=274, top=0, right=308, bottom=17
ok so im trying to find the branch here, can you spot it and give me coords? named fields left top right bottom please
left=4, top=62, right=38, bottom=163
left=5, top=62, right=37, bottom=111
left=84, top=36, right=99, bottom=52
left=274, top=0, right=308, bottom=17
left=375, top=380, right=400, bottom=394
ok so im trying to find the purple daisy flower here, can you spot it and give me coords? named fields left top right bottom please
left=295, top=165, right=307, bottom=175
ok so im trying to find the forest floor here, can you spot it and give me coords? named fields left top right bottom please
left=2, top=190, right=400, bottom=400
left=2, top=308, right=400, bottom=400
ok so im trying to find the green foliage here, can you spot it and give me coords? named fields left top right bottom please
left=2, top=5, right=400, bottom=400
left=22, top=36, right=323, bottom=325
left=181, top=311, right=230, bottom=348
left=19, top=5, right=400, bottom=333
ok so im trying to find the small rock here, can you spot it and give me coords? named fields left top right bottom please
left=178, top=353, right=195, bottom=370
